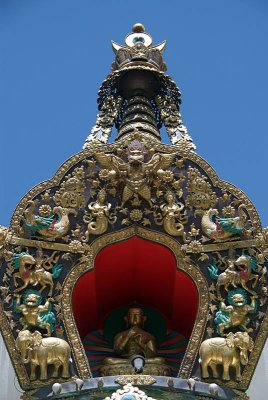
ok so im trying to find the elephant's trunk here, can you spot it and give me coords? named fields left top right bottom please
left=22, top=354, right=30, bottom=364
left=240, top=349, right=248, bottom=365
left=20, top=345, right=31, bottom=364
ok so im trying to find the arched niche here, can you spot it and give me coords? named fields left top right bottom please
left=72, top=237, right=198, bottom=340
left=61, top=228, right=210, bottom=379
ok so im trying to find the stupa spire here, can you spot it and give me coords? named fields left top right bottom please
left=83, top=24, right=195, bottom=150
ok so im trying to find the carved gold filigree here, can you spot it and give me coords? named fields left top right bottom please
left=155, top=94, right=195, bottom=149
left=255, top=227, right=268, bottom=259
left=115, top=375, right=156, bottom=385
left=215, top=292, right=257, bottom=336
left=232, top=391, right=250, bottom=400
left=209, top=254, right=260, bottom=299
left=53, top=166, right=86, bottom=209
left=1, top=135, right=267, bottom=395
left=61, top=255, right=93, bottom=379
left=0, top=225, right=10, bottom=257
left=185, top=167, right=218, bottom=210
left=8, top=235, right=90, bottom=254
left=8, top=141, right=262, bottom=237
left=182, top=240, right=203, bottom=254
left=102, top=363, right=170, bottom=377
left=84, top=95, right=123, bottom=145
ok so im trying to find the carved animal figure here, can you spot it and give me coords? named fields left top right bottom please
left=13, top=252, right=61, bottom=295
left=201, top=205, right=248, bottom=241
left=208, top=255, right=259, bottom=298
left=15, top=330, right=71, bottom=381
left=214, top=289, right=257, bottom=335
left=199, top=332, right=253, bottom=381
left=24, top=201, right=76, bottom=239
left=14, top=290, right=55, bottom=336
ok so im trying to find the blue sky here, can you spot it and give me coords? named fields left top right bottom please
left=1, top=0, right=268, bottom=226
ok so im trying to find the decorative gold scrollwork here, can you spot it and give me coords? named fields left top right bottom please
left=53, top=166, right=86, bottom=209
left=186, top=167, right=217, bottom=210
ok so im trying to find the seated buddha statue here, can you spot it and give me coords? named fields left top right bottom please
left=100, top=307, right=170, bottom=376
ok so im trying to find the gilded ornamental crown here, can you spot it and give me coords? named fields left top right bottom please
left=111, top=23, right=167, bottom=72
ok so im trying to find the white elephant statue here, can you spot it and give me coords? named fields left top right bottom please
left=199, top=331, right=253, bottom=381
left=15, top=330, right=71, bottom=381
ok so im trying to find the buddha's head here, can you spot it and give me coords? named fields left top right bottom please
left=125, top=307, right=147, bottom=328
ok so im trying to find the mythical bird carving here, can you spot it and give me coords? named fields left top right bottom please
left=96, top=142, right=175, bottom=207
left=200, top=205, right=249, bottom=241
left=24, top=201, right=77, bottom=239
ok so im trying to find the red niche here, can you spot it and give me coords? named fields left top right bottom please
left=72, top=237, right=198, bottom=340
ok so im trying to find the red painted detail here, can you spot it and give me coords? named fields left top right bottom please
left=72, top=237, right=198, bottom=340
left=238, top=266, right=248, bottom=281
left=48, top=215, right=57, bottom=232
left=216, top=220, right=224, bottom=233
left=22, top=269, right=31, bottom=280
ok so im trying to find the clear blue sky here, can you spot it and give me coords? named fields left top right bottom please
left=1, top=0, right=268, bottom=226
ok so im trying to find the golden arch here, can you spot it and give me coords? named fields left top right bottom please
left=61, top=226, right=210, bottom=379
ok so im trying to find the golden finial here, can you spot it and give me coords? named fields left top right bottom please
left=132, top=23, right=145, bottom=33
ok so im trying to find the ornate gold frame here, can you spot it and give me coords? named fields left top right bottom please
left=8, top=145, right=262, bottom=235
left=61, top=226, right=210, bottom=380
left=0, top=142, right=267, bottom=393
